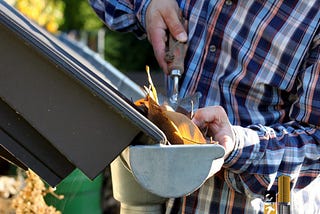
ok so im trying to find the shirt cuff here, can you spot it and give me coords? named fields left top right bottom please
left=223, top=125, right=264, bottom=173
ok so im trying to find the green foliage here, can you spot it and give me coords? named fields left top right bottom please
left=10, top=0, right=65, bottom=33
left=105, top=30, right=159, bottom=72
left=60, top=0, right=102, bottom=31
left=60, top=0, right=159, bottom=72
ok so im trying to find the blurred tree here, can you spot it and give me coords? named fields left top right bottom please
left=8, top=0, right=159, bottom=71
left=60, top=0, right=158, bottom=71
left=105, top=30, right=159, bottom=72
left=59, top=0, right=102, bottom=31
left=8, top=0, right=65, bottom=33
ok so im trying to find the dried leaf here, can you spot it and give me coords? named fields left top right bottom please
left=147, top=96, right=184, bottom=145
left=135, top=66, right=206, bottom=145
left=145, top=65, right=158, bottom=104
left=164, top=111, right=206, bottom=144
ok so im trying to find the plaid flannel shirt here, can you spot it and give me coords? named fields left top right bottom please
left=90, top=0, right=320, bottom=213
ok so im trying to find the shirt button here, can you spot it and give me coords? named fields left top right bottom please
left=209, top=45, right=217, bottom=53
left=225, top=0, right=232, bottom=6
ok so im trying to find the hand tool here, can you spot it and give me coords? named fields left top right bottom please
left=278, top=175, right=291, bottom=214
left=165, top=16, right=188, bottom=106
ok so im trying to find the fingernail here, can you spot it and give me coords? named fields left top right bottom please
left=176, top=32, right=187, bottom=42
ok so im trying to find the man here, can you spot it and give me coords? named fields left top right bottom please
left=90, top=0, right=320, bottom=213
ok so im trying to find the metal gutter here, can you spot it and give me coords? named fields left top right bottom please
left=0, top=1, right=166, bottom=186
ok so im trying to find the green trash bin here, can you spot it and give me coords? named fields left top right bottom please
left=45, top=169, right=103, bottom=214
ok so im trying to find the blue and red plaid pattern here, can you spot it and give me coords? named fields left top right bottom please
left=90, top=0, right=320, bottom=213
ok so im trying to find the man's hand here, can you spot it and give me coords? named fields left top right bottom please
left=192, top=106, right=236, bottom=159
left=146, top=0, right=188, bottom=74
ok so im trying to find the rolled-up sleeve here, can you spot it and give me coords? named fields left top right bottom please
left=224, top=123, right=320, bottom=197
left=223, top=30, right=320, bottom=197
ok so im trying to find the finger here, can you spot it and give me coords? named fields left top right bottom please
left=192, top=106, right=220, bottom=126
left=162, top=9, right=188, bottom=42
left=193, top=106, right=231, bottom=136
left=148, top=27, right=168, bottom=74
left=146, top=4, right=169, bottom=73
left=145, top=0, right=187, bottom=73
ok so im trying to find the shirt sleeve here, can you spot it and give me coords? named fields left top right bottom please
left=223, top=29, right=320, bottom=197
left=89, top=0, right=151, bottom=39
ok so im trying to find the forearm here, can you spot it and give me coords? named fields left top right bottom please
left=89, top=0, right=151, bottom=38
left=224, top=122, right=320, bottom=196
left=223, top=29, right=320, bottom=196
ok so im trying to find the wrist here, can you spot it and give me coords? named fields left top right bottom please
left=224, top=126, right=241, bottom=163
left=223, top=126, right=262, bottom=173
